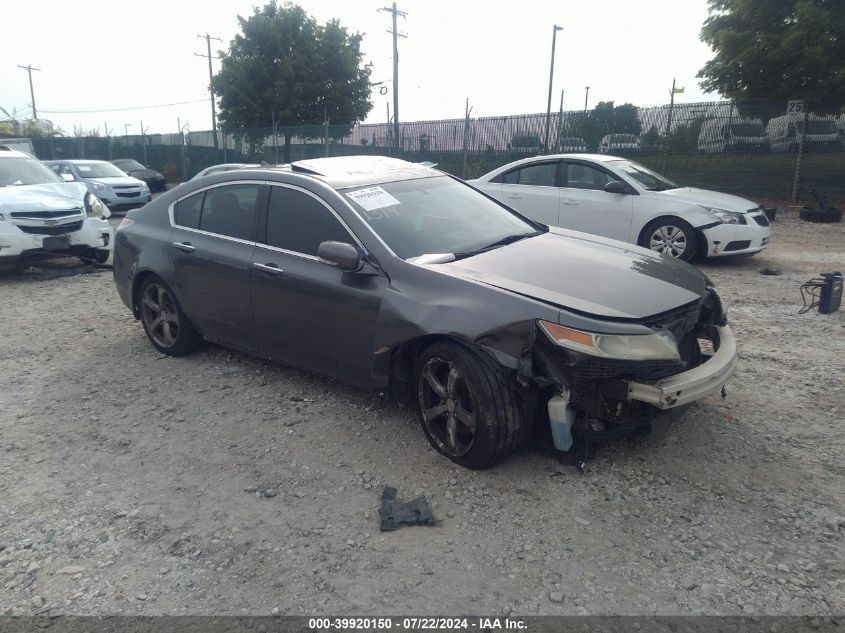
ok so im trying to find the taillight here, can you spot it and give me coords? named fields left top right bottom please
left=116, top=218, right=135, bottom=231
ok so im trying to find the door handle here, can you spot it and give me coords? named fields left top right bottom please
left=172, top=241, right=195, bottom=253
left=252, top=262, right=284, bottom=275
left=562, top=198, right=578, bottom=205
left=506, top=193, right=522, bottom=199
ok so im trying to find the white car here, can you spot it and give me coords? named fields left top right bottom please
left=469, top=154, right=771, bottom=261
left=45, top=159, right=151, bottom=211
left=0, top=148, right=113, bottom=267
left=190, top=163, right=262, bottom=180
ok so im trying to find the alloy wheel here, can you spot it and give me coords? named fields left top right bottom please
left=140, top=284, right=181, bottom=348
left=649, top=225, right=688, bottom=258
left=418, top=358, right=477, bottom=457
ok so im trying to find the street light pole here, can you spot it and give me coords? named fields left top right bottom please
left=543, top=25, right=563, bottom=154
left=584, top=86, right=590, bottom=112
left=124, top=123, right=132, bottom=144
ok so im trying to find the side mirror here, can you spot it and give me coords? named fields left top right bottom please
left=604, top=180, right=628, bottom=194
left=317, top=241, right=361, bottom=272
left=60, top=173, right=75, bottom=182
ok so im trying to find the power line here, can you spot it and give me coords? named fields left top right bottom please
left=195, top=32, right=223, bottom=149
left=39, top=98, right=211, bottom=114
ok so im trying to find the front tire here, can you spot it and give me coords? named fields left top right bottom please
left=640, top=218, right=698, bottom=262
left=139, top=276, right=200, bottom=356
left=416, top=342, right=524, bottom=470
left=91, top=249, right=110, bottom=264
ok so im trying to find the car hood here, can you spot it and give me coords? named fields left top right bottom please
left=0, top=182, right=87, bottom=213
left=88, top=176, right=144, bottom=187
left=652, top=187, right=757, bottom=212
left=432, top=229, right=707, bottom=320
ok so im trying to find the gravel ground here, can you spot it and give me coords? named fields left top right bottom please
left=1, top=211, right=843, bottom=617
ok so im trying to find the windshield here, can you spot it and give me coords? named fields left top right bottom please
left=73, top=162, right=127, bottom=178
left=344, top=176, right=542, bottom=260
left=563, top=138, right=584, bottom=144
left=730, top=123, right=765, bottom=136
left=803, top=120, right=837, bottom=134
left=0, top=157, right=63, bottom=187
left=114, top=159, right=145, bottom=171
left=609, top=159, right=679, bottom=191
left=610, top=134, right=637, bottom=143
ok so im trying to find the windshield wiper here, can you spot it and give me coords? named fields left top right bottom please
left=648, top=185, right=679, bottom=191
left=453, top=230, right=542, bottom=259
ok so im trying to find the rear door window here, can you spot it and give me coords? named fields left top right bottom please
left=198, top=184, right=261, bottom=241
left=500, top=162, right=558, bottom=186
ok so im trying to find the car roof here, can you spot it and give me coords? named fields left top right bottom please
left=47, top=159, right=111, bottom=164
left=284, top=155, right=442, bottom=189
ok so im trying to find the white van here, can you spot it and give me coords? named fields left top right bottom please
left=598, top=133, right=641, bottom=155
left=766, top=114, right=841, bottom=152
left=0, top=138, right=35, bottom=154
left=697, top=118, right=769, bottom=153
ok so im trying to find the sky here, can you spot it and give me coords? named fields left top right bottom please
left=0, top=0, right=719, bottom=136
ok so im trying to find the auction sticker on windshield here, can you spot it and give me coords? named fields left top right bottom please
left=346, top=186, right=400, bottom=211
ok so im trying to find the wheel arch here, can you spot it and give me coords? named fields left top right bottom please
left=387, top=333, right=503, bottom=404
left=636, top=214, right=707, bottom=257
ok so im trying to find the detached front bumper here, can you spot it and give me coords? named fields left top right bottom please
left=627, top=325, right=737, bottom=409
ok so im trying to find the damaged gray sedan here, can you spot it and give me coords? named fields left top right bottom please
left=112, top=156, right=736, bottom=469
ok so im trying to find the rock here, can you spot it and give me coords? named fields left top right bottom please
left=31, top=596, right=45, bottom=608
left=680, top=574, right=699, bottom=590
left=136, top=594, right=147, bottom=601
left=574, top=517, right=591, bottom=526
left=56, top=565, right=85, bottom=575
left=271, top=607, right=280, bottom=616
left=159, top=567, right=169, bottom=575
left=548, top=591, right=565, bottom=603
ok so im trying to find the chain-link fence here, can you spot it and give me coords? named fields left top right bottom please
left=21, top=99, right=845, bottom=200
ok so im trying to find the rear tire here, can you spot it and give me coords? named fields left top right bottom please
left=138, top=276, right=201, bottom=356
left=415, top=342, right=524, bottom=469
left=640, top=217, right=699, bottom=262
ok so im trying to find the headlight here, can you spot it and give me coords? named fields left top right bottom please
left=91, top=182, right=110, bottom=193
left=84, top=191, right=109, bottom=218
left=701, top=206, right=746, bottom=225
left=538, top=320, right=680, bottom=361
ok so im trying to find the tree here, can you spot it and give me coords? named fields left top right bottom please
left=212, top=1, right=373, bottom=160
left=698, top=0, right=845, bottom=116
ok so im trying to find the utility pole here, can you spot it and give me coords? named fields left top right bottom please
left=661, top=78, right=678, bottom=175
left=462, top=98, right=473, bottom=179
left=140, top=120, right=149, bottom=165
left=323, top=106, right=330, bottom=158
left=544, top=25, right=563, bottom=154
left=195, top=33, right=222, bottom=149
left=379, top=3, right=407, bottom=153
left=17, top=64, right=41, bottom=120
left=584, top=86, right=590, bottom=112
left=556, top=89, right=564, bottom=152
left=124, top=123, right=132, bottom=144
left=104, top=122, right=112, bottom=160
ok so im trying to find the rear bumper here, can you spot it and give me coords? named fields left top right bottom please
left=627, top=325, right=737, bottom=409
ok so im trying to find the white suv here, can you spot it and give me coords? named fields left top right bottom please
left=0, top=148, right=113, bottom=268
